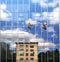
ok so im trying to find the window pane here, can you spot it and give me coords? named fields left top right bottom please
left=30, top=58, right=34, bottom=60
left=20, top=54, right=24, bottom=56
left=26, top=58, right=28, bottom=60
left=26, top=53, right=28, bottom=56
left=26, top=49, right=28, bottom=52
left=30, top=53, right=34, bottom=56
left=30, top=49, right=34, bottom=52
left=30, top=45, right=34, bottom=48
left=20, top=58, right=24, bottom=60
left=20, top=45, right=24, bottom=47
left=20, top=49, right=24, bottom=51
left=26, top=45, right=28, bottom=47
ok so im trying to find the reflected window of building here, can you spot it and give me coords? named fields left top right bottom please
left=26, top=49, right=28, bottom=52
left=20, top=58, right=24, bottom=60
left=30, top=53, right=34, bottom=56
left=30, top=58, right=34, bottom=60
left=30, top=49, right=34, bottom=52
left=20, top=53, right=24, bottom=56
left=26, top=53, right=28, bottom=56
left=26, top=45, right=28, bottom=47
left=30, top=45, right=34, bottom=48
left=20, top=45, right=24, bottom=47
left=26, top=58, right=28, bottom=60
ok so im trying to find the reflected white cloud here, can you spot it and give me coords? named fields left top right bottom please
left=26, top=18, right=37, bottom=25
left=0, top=3, right=12, bottom=21
left=0, top=28, right=56, bottom=52
left=31, top=0, right=59, bottom=8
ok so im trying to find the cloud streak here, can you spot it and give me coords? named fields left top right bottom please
left=0, top=29, right=56, bottom=52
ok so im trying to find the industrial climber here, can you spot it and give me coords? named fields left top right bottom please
left=27, top=21, right=31, bottom=29
left=42, top=22, right=47, bottom=30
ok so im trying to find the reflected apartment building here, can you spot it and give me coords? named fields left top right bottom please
left=16, top=42, right=38, bottom=62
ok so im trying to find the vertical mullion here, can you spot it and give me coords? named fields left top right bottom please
left=47, top=0, right=48, bottom=62
left=53, top=1, right=54, bottom=62
left=11, top=0, right=13, bottom=62
left=35, top=0, right=36, bottom=35
left=0, top=35, right=1, bottom=62
left=22, top=0, right=24, bottom=43
left=6, top=0, right=7, bottom=62
left=16, top=1, right=18, bottom=62
left=41, top=0, right=42, bottom=62
left=28, top=0, right=30, bottom=61
left=28, top=0, right=30, bottom=33
left=35, top=0, right=36, bottom=38
left=59, top=22, right=60, bottom=62
left=0, top=0, right=1, bottom=62
left=29, top=0, right=30, bottom=19
left=23, top=0, right=24, bottom=31
left=6, top=23, right=7, bottom=62
left=0, top=42, right=1, bottom=62
left=16, top=0, right=18, bottom=29
left=29, top=0, right=30, bottom=61
left=6, top=39, right=7, bottom=62
left=59, top=0, right=60, bottom=62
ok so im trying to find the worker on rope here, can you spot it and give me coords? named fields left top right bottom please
left=27, top=21, right=31, bottom=29
left=42, top=22, right=47, bottom=30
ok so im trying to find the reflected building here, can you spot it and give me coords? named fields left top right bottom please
left=16, top=42, right=38, bottom=62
